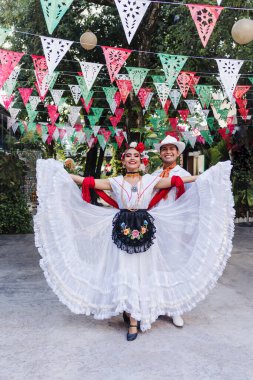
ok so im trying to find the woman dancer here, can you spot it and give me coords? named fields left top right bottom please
left=34, top=142, right=234, bottom=341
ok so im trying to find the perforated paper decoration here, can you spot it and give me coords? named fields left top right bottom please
left=102, top=46, right=132, bottom=83
left=0, top=28, right=11, bottom=46
left=169, top=89, right=181, bottom=109
left=181, top=131, right=197, bottom=148
left=158, top=54, right=188, bottom=90
left=29, top=96, right=41, bottom=111
left=185, top=100, right=201, bottom=114
left=217, top=0, right=223, bottom=5
left=18, top=88, right=33, bottom=105
left=68, top=85, right=82, bottom=104
left=138, top=88, right=151, bottom=108
left=233, top=85, right=251, bottom=100
left=40, top=0, right=74, bottom=34
left=144, top=91, right=153, bottom=111
left=187, top=4, right=223, bottom=47
left=79, top=61, right=103, bottom=92
left=195, top=85, right=214, bottom=108
left=154, top=81, right=171, bottom=107
left=41, top=36, right=73, bottom=74
left=0, top=49, right=24, bottom=88
left=68, top=106, right=81, bottom=127
left=216, top=59, right=244, bottom=101
left=75, top=76, right=89, bottom=101
left=126, top=67, right=149, bottom=95
left=2, top=66, right=21, bottom=96
left=177, top=72, right=195, bottom=98
left=114, top=0, right=151, bottom=44
left=50, top=89, right=64, bottom=106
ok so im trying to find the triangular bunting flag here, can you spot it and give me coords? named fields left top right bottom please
left=0, top=49, right=24, bottom=88
left=187, top=4, right=223, bottom=47
left=181, top=131, right=197, bottom=148
left=216, top=59, right=244, bottom=101
left=115, top=134, right=125, bottom=148
left=97, top=134, right=106, bottom=150
left=91, top=125, right=100, bottom=137
left=177, top=72, right=195, bottom=98
left=26, top=103, right=38, bottom=122
left=81, top=97, right=93, bottom=114
left=29, top=96, right=40, bottom=111
left=47, top=104, right=59, bottom=124
left=185, top=99, right=200, bottom=114
left=190, top=75, right=200, bottom=95
left=79, top=61, right=103, bottom=92
left=0, top=28, right=11, bottom=45
left=169, top=89, right=181, bottom=109
left=195, top=85, right=213, bottom=108
left=116, top=79, right=132, bottom=103
left=178, top=109, right=189, bottom=122
left=163, top=99, right=171, bottom=114
left=68, top=106, right=81, bottom=127
left=51, top=89, right=64, bottom=105
left=18, top=88, right=33, bottom=105
left=154, top=81, right=171, bottom=107
left=0, top=94, right=15, bottom=109
left=233, top=85, right=251, bottom=99
left=144, top=91, right=153, bottom=111
left=158, top=54, right=188, bottom=90
left=200, top=130, right=213, bottom=145
left=138, top=88, right=151, bottom=108
left=69, top=85, right=82, bottom=104
left=127, top=67, right=149, bottom=95
left=41, top=36, right=73, bottom=74
left=101, top=46, right=132, bottom=83
left=114, top=0, right=151, bottom=44
left=40, top=0, right=74, bottom=34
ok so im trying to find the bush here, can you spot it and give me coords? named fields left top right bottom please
left=0, top=151, right=33, bottom=234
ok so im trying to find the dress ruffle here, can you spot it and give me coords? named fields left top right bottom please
left=34, top=159, right=234, bottom=332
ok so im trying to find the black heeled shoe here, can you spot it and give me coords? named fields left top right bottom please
left=127, top=324, right=138, bottom=341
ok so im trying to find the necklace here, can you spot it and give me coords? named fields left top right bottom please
left=121, top=176, right=143, bottom=211
left=125, top=172, right=140, bottom=178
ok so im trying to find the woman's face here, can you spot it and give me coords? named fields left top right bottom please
left=122, top=148, right=141, bottom=172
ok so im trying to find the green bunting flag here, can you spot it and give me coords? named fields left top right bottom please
left=26, top=103, right=38, bottom=122
left=158, top=53, right=188, bottom=90
left=200, top=130, right=213, bottom=145
left=207, top=117, right=215, bottom=130
left=217, top=108, right=229, bottom=121
left=76, top=76, right=89, bottom=100
left=91, top=107, right=104, bottom=120
left=84, top=127, right=93, bottom=140
left=126, top=67, right=149, bottom=95
left=248, top=77, right=253, bottom=85
left=97, top=134, right=106, bottom=150
left=211, top=99, right=223, bottom=111
left=40, top=0, right=74, bottom=34
left=195, top=85, right=213, bottom=108
left=151, top=75, right=165, bottom=84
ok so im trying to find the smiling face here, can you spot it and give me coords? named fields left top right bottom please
left=160, top=144, right=180, bottom=166
left=122, top=148, right=141, bottom=172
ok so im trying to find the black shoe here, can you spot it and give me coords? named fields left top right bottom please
left=127, top=324, right=138, bottom=341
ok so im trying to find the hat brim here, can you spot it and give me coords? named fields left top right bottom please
left=154, top=141, right=185, bottom=154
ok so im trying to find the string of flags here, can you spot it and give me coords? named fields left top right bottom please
left=0, top=20, right=253, bottom=150
left=34, top=1, right=252, bottom=48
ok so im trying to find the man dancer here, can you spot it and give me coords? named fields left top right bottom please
left=152, top=135, right=192, bottom=327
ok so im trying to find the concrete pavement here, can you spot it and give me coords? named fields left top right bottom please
left=0, top=227, right=252, bottom=380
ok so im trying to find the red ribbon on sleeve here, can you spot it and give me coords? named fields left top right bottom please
left=82, top=177, right=119, bottom=209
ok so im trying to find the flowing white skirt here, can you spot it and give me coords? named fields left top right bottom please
left=34, top=159, right=234, bottom=331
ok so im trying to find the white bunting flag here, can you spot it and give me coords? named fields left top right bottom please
left=169, top=89, right=181, bottom=109
left=69, top=85, right=82, bottom=104
left=216, top=59, right=244, bottom=101
left=217, top=0, right=223, bottom=5
left=79, top=61, right=103, bottom=92
left=51, top=89, right=64, bottom=105
left=114, top=0, right=151, bottom=44
left=3, top=66, right=21, bottom=96
left=92, top=125, right=101, bottom=137
left=184, top=99, right=200, bottom=114
left=41, top=36, right=73, bottom=74
left=29, top=96, right=41, bottom=111
left=154, top=82, right=171, bottom=107
left=68, top=106, right=81, bottom=127
left=182, top=131, right=197, bottom=149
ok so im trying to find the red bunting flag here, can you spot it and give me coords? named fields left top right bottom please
left=31, top=55, right=48, bottom=89
left=18, top=88, right=33, bottom=105
left=109, top=116, right=119, bottom=128
left=177, top=71, right=195, bottom=98
left=190, top=75, right=200, bottom=95
left=116, top=79, right=132, bottom=104
left=168, top=118, right=178, bottom=131
left=187, top=4, right=223, bottom=47
left=115, top=108, right=124, bottom=122
left=0, top=49, right=24, bottom=88
left=81, top=97, right=94, bottom=113
left=178, top=109, right=190, bottom=121
left=165, top=131, right=180, bottom=140
left=36, top=124, right=42, bottom=134
left=47, top=104, right=59, bottom=125
left=101, top=46, right=132, bottom=83
left=100, top=130, right=111, bottom=142
left=115, top=134, right=125, bottom=148
left=236, top=98, right=247, bottom=109
left=138, top=88, right=151, bottom=108
left=58, top=128, right=66, bottom=140
left=233, top=85, right=251, bottom=99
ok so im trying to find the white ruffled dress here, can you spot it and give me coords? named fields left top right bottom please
left=34, top=159, right=234, bottom=331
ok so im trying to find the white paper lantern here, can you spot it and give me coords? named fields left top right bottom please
left=80, top=31, right=97, bottom=50
left=231, top=19, right=253, bottom=45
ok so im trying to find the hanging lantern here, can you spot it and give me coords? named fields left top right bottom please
left=231, top=19, right=253, bottom=45
left=80, top=31, right=97, bottom=50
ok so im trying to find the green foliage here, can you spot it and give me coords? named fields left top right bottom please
left=0, top=152, right=33, bottom=233
left=203, top=140, right=230, bottom=167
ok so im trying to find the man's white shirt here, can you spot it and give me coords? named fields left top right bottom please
left=151, top=165, right=192, bottom=205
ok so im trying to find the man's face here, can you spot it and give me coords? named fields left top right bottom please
left=160, top=144, right=180, bottom=165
